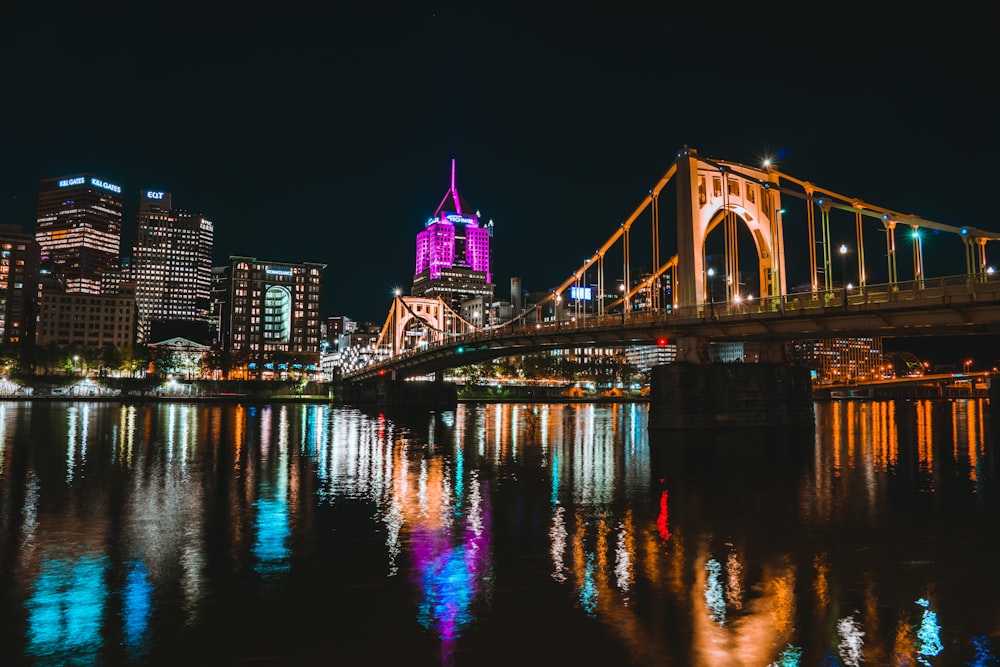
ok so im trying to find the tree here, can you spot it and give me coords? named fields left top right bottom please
left=101, top=344, right=123, bottom=377
left=152, top=350, right=181, bottom=378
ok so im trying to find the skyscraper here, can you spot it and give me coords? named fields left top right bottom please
left=411, top=160, right=493, bottom=309
left=0, top=224, right=41, bottom=346
left=35, top=174, right=123, bottom=294
left=132, top=189, right=214, bottom=341
left=218, top=256, right=325, bottom=378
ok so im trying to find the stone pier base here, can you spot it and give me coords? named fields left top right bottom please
left=343, top=379, right=457, bottom=410
left=648, top=362, right=814, bottom=430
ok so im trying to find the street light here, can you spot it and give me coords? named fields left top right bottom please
left=73, top=355, right=80, bottom=376
left=706, top=267, right=716, bottom=318
left=839, top=244, right=849, bottom=307
left=964, top=359, right=973, bottom=374
left=618, top=283, right=626, bottom=325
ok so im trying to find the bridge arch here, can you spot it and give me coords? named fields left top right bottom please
left=676, top=149, right=786, bottom=309
left=374, top=296, right=478, bottom=359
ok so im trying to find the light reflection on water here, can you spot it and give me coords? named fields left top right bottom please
left=0, top=398, right=997, bottom=666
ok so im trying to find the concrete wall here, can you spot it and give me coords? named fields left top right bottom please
left=648, top=362, right=814, bottom=430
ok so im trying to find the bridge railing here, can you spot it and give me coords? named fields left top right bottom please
left=349, top=274, right=1000, bottom=374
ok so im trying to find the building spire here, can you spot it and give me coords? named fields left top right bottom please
left=434, top=157, right=467, bottom=216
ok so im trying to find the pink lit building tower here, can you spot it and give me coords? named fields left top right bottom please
left=411, top=160, right=494, bottom=309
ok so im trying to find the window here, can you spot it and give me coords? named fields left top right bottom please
left=712, top=177, right=722, bottom=197
left=727, top=179, right=740, bottom=197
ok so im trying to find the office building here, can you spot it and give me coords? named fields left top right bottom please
left=0, top=225, right=41, bottom=346
left=132, top=189, right=213, bottom=341
left=35, top=174, right=123, bottom=294
left=411, top=160, right=494, bottom=309
left=218, top=256, right=325, bottom=378
left=792, top=337, right=884, bottom=383
left=36, top=277, right=137, bottom=348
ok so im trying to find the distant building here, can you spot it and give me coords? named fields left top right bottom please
left=209, top=266, right=228, bottom=348
left=460, top=296, right=512, bottom=328
left=625, top=343, right=677, bottom=369
left=410, top=160, right=494, bottom=310
left=217, top=256, right=325, bottom=378
left=792, top=337, right=884, bottom=383
left=327, top=316, right=356, bottom=340
left=132, top=189, right=214, bottom=342
left=0, top=225, right=41, bottom=346
left=36, top=277, right=137, bottom=348
left=147, top=336, right=212, bottom=379
left=35, top=174, right=124, bottom=294
left=708, top=341, right=761, bottom=363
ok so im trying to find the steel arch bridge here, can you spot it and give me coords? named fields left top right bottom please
left=344, top=147, right=1000, bottom=381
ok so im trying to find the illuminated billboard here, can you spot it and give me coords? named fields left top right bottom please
left=570, top=286, right=593, bottom=301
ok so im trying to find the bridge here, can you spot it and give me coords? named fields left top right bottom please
left=342, top=147, right=1000, bottom=426
left=344, top=147, right=1000, bottom=384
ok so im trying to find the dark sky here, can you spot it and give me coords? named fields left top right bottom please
left=1, top=1, right=997, bottom=346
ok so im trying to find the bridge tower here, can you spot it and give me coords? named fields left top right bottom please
left=675, top=148, right=785, bottom=309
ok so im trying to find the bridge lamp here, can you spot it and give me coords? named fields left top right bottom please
left=617, top=283, right=627, bottom=324
left=839, top=245, right=850, bottom=306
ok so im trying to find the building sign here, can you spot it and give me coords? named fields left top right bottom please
left=445, top=214, right=477, bottom=225
left=265, top=267, right=293, bottom=277
left=570, top=286, right=593, bottom=301
left=58, top=177, right=86, bottom=188
left=89, top=177, right=122, bottom=194
left=146, top=191, right=165, bottom=200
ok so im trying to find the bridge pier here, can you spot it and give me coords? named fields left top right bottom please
left=648, top=362, right=814, bottom=430
left=343, top=378, right=458, bottom=410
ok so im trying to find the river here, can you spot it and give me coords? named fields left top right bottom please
left=0, top=399, right=997, bottom=666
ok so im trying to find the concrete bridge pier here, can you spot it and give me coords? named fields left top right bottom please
left=649, top=337, right=814, bottom=430
left=343, top=378, right=458, bottom=410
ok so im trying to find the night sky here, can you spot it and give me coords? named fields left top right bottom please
left=1, top=2, right=997, bottom=362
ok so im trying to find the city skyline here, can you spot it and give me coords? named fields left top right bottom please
left=1, top=2, right=996, bottom=329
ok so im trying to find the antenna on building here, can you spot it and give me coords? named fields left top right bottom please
left=450, top=158, right=462, bottom=214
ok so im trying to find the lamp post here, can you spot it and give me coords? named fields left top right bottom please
left=706, top=267, right=716, bottom=319
left=73, top=355, right=80, bottom=376
left=839, top=244, right=849, bottom=307
left=618, top=283, right=626, bottom=326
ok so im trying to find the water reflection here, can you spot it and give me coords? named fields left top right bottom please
left=0, top=398, right=997, bottom=666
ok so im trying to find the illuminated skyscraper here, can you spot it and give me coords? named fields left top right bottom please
left=132, top=189, right=214, bottom=340
left=411, top=160, right=493, bottom=309
left=0, top=224, right=41, bottom=345
left=35, top=174, right=123, bottom=294
left=218, top=256, right=325, bottom=378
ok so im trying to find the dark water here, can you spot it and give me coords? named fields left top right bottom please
left=0, top=399, right=997, bottom=666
